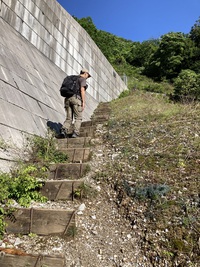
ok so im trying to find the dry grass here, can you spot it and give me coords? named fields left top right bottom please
left=103, top=90, right=200, bottom=266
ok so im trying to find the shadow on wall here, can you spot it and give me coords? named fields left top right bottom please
left=47, top=121, right=62, bottom=134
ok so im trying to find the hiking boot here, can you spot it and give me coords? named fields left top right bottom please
left=56, top=129, right=68, bottom=139
left=71, top=132, right=79, bottom=138
left=55, top=133, right=65, bottom=139
left=67, top=133, right=73, bottom=138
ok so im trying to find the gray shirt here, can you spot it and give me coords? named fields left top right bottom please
left=77, top=76, right=87, bottom=98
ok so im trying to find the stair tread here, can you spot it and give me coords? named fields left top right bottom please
left=0, top=252, right=65, bottom=267
left=48, top=162, right=89, bottom=180
left=40, top=179, right=84, bottom=201
left=56, top=136, right=91, bottom=148
left=58, top=147, right=91, bottom=163
left=5, top=207, right=76, bottom=236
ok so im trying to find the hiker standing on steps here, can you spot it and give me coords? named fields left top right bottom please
left=59, top=69, right=91, bottom=138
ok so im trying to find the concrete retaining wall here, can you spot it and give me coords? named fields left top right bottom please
left=0, top=0, right=126, bottom=171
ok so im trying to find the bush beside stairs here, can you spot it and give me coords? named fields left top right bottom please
left=0, top=102, right=111, bottom=267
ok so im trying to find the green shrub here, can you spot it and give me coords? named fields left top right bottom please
left=143, top=81, right=173, bottom=94
left=0, top=213, right=6, bottom=239
left=29, top=132, right=68, bottom=164
left=73, top=182, right=97, bottom=199
left=135, top=184, right=170, bottom=200
left=0, top=173, right=10, bottom=202
left=173, top=69, right=200, bottom=102
left=66, top=225, right=77, bottom=238
left=0, top=131, right=69, bottom=238
left=118, top=90, right=131, bottom=98
left=0, top=164, right=47, bottom=238
left=2, top=164, right=47, bottom=207
left=124, top=181, right=170, bottom=201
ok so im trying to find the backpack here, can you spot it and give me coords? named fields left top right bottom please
left=60, top=75, right=79, bottom=98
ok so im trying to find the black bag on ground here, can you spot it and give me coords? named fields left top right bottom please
left=60, top=75, right=79, bottom=97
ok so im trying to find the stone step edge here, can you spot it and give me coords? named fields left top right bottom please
left=40, top=179, right=85, bottom=201
left=5, top=207, right=76, bottom=236
left=57, top=147, right=91, bottom=163
left=56, top=136, right=91, bottom=148
left=0, top=249, right=65, bottom=267
left=48, top=162, right=90, bottom=180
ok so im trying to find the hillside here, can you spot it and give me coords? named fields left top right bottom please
left=1, top=91, right=199, bottom=266
left=102, top=91, right=200, bottom=266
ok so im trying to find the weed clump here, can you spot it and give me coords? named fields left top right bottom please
left=73, top=182, right=98, bottom=199
left=29, top=132, right=68, bottom=164
left=124, top=180, right=170, bottom=201
left=0, top=131, right=69, bottom=238
left=0, top=164, right=47, bottom=238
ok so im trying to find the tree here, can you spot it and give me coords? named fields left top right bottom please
left=189, top=47, right=200, bottom=74
left=144, top=32, right=195, bottom=81
left=75, top=16, right=133, bottom=69
left=127, top=39, right=159, bottom=67
left=173, top=69, right=200, bottom=101
left=190, top=17, right=200, bottom=47
left=189, top=17, right=200, bottom=73
left=74, top=16, right=98, bottom=41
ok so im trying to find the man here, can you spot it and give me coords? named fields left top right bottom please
left=60, top=69, right=91, bottom=138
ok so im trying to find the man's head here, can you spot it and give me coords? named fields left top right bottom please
left=80, top=69, right=91, bottom=79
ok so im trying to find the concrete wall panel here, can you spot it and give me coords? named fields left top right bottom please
left=0, top=0, right=127, bottom=170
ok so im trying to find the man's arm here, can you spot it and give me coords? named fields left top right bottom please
left=81, top=87, right=86, bottom=110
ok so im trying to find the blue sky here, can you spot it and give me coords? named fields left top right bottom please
left=57, top=0, right=200, bottom=42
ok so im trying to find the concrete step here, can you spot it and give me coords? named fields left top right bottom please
left=81, top=121, right=96, bottom=127
left=80, top=125, right=96, bottom=137
left=5, top=207, right=76, bottom=237
left=95, top=102, right=111, bottom=109
left=60, top=147, right=91, bottom=163
left=0, top=251, right=65, bottom=267
left=40, top=179, right=84, bottom=201
left=91, top=109, right=111, bottom=122
left=93, top=103, right=111, bottom=114
left=82, top=116, right=109, bottom=126
left=81, top=104, right=111, bottom=127
left=91, top=116, right=110, bottom=123
left=56, top=136, right=91, bottom=149
left=48, top=163, right=90, bottom=180
left=92, top=109, right=110, bottom=117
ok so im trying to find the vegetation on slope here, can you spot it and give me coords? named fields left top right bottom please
left=75, top=16, right=200, bottom=101
left=0, top=132, right=68, bottom=238
left=98, top=91, right=200, bottom=266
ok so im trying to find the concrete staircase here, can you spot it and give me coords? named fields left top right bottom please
left=1, top=102, right=111, bottom=267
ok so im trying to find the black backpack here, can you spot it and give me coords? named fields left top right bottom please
left=60, top=75, right=79, bottom=97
